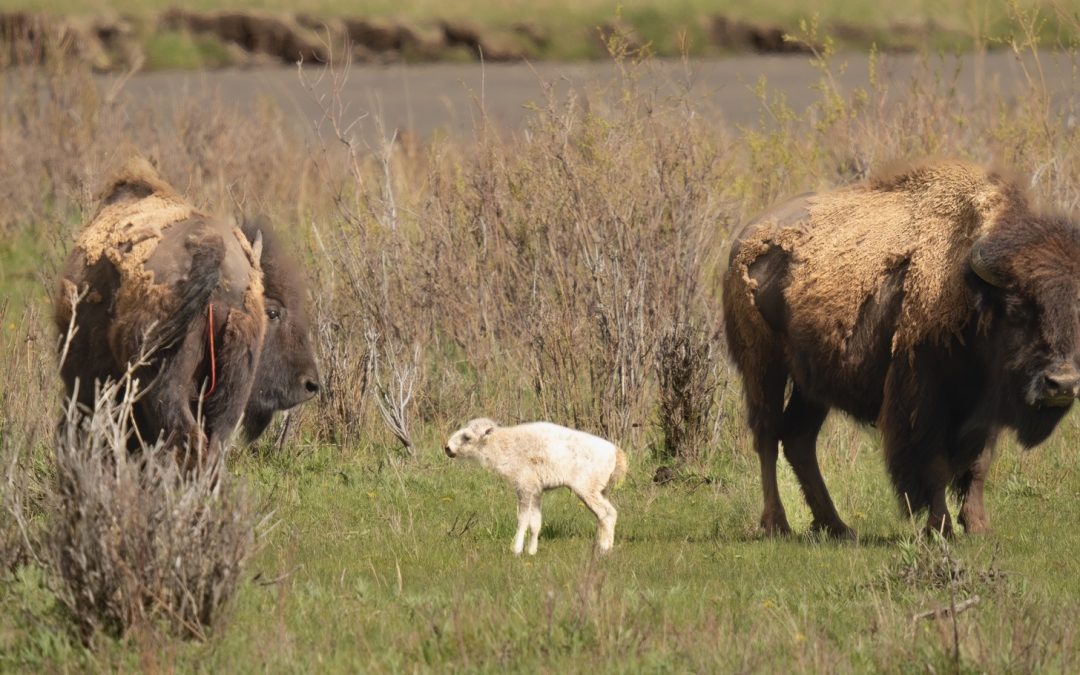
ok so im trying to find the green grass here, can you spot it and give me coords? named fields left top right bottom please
left=143, top=30, right=235, bottom=71
left=4, top=414, right=1080, bottom=671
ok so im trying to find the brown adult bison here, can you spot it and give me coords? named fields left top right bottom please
left=723, top=159, right=1080, bottom=537
left=54, top=158, right=320, bottom=462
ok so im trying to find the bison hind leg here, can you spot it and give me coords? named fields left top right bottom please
left=780, top=387, right=855, bottom=540
left=744, top=359, right=792, bottom=537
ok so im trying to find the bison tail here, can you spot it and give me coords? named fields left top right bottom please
left=148, top=238, right=225, bottom=353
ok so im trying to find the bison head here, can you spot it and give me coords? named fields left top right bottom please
left=444, top=418, right=498, bottom=459
left=969, top=214, right=1080, bottom=441
left=241, top=218, right=320, bottom=441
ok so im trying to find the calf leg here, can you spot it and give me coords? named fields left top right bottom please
left=527, top=492, right=543, bottom=556
left=575, top=489, right=617, bottom=553
left=512, top=488, right=537, bottom=556
left=781, top=387, right=853, bottom=539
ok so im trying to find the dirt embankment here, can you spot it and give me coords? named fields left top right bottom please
left=1, top=9, right=950, bottom=72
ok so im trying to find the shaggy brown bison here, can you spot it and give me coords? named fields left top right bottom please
left=54, top=158, right=319, bottom=462
left=723, top=159, right=1080, bottom=537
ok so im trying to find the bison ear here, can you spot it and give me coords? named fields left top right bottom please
left=970, top=241, right=1009, bottom=288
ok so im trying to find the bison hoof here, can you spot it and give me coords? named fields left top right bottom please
left=924, top=518, right=954, bottom=539
left=958, top=512, right=991, bottom=534
left=810, top=519, right=856, bottom=542
left=759, top=513, right=792, bottom=537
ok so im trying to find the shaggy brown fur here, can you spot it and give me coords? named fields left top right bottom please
left=724, top=159, right=1080, bottom=537
left=730, top=160, right=1028, bottom=359
left=55, top=158, right=318, bottom=465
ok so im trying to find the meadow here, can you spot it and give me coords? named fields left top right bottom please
left=2, top=13, right=1080, bottom=672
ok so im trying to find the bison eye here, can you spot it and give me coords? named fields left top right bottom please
left=462, top=432, right=472, bottom=442
left=267, top=307, right=281, bottom=321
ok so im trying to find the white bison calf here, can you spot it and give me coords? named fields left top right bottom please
left=444, top=418, right=627, bottom=555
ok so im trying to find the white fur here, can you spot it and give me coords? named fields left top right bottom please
left=444, top=418, right=623, bottom=555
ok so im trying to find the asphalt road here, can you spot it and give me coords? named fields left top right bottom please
left=113, top=51, right=1078, bottom=142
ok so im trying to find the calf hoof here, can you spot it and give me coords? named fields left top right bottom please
left=811, top=519, right=856, bottom=542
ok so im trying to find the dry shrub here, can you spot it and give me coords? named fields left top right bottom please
left=303, top=48, right=733, bottom=451
left=44, top=360, right=265, bottom=644
left=655, top=321, right=723, bottom=462
left=0, top=302, right=57, bottom=575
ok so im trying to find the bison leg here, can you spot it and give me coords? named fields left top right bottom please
left=781, top=388, right=854, bottom=540
left=140, top=321, right=207, bottom=465
left=746, top=362, right=791, bottom=536
left=957, top=445, right=994, bottom=534
left=881, top=361, right=957, bottom=537
left=202, top=307, right=261, bottom=458
left=926, top=473, right=954, bottom=537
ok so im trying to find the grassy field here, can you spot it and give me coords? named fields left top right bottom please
left=4, top=422, right=1080, bottom=671
left=2, top=15, right=1080, bottom=671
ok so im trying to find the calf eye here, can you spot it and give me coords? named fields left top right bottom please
left=267, top=307, right=281, bottom=321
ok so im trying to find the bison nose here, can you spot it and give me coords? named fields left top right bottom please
left=1043, top=368, right=1080, bottom=402
left=444, top=445, right=455, bottom=458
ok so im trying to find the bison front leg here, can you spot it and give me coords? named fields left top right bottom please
left=957, top=444, right=995, bottom=534
left=202, top=306, right=262, bottom=458
left=881, top=363, right=955, bottom=537
left=141, top=322, right=207, bottom=466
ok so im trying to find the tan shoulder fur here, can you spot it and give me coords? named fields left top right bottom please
left=736, top=159, right=1031, bottom=356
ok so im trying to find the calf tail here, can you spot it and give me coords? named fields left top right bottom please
left=606, top=447, right=629, bottom=493
left=148, top=236, right=224, bottom=354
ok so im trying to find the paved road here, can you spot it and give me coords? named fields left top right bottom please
left=113, top=51, right=1078, bottom=142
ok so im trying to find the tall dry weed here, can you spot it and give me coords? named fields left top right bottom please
left=44, top=357, right=266, bottom=644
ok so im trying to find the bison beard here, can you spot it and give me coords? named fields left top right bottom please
left=55, top=158, right=320, bottom=464
left=723, top=159, right=1080, bottom=537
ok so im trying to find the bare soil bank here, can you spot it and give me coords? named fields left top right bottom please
left=2, top=8, right=972, bottom=72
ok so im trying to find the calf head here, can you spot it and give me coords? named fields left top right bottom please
left=445, top=418, right=498, bottom=458
left=241, top=218, right=320, bottom=441
left=969, top=213, right=1080, bottom=443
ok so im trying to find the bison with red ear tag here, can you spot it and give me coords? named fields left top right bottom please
left=54, top=158, right=320, bottom=464
left=239, top=217, right=320, bottom=442
left=723, top=159, right=1080, bottom=538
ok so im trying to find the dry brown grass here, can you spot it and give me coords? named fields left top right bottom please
left=45, top=366, right=263, bottom=644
